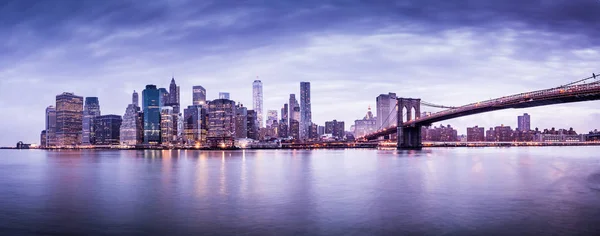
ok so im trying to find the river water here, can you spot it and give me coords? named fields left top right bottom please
left=1, top=147, right=600, bottom=235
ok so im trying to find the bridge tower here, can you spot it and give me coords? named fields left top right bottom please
left=397, top=98, right=422, bottom=150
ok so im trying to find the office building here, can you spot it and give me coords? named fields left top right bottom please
left=120, top=91, right=143, bottom=146
left=422, top=124, right=458, bottom=142
left=247, top=110, right=259, bottom=140
left=518, top=113, right=531, bottom=131
left=207, top=99, right=236, bottom=148
left=40, top=130, right=47, bottom=147
left=45, top=106, right=57, bottom=147
left=82, top=97, right=101, bottom=145
left=467, top=126, right=485, bottom=142
left=300, top=82, right=312, bottom=140
left=266, top=110, right=278, bottom=128
left=235, top=104, right=248, bottom=139
left=495, top=125, right=514, bottom=142
left=253, top=80, right=264, bottom=128
left=55, top=92, right=84, bottom=146
left=354, top=106, right=377, bottom=137
left=325, top=120, right=345, bottom=140
left=93, top=115, right=122, bottom=145
left=192, top=86, right=207, bottom=106
left=184, top=105, right=207, bottom=145
left=159, top=88, right=169, bottom=107
left=289, top=94, right=299, bottom=134
left=143, top=85, right=161, bottom=144
left=376, top=93, right=397, bottom=129
left=167, top=78, right=181, bottom=142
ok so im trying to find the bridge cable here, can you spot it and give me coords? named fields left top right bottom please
left=421, top=101, right=458, bottom=109
left=559, top=72, right=600, bottom=88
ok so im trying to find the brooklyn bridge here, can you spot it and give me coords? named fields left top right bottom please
left=358, top=73, right=600, bottom=149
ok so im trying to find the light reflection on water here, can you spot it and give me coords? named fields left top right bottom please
left=1, top=147, right=600, bottom=235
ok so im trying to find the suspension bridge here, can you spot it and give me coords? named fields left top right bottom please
left=359, top=73, right=600, bottom=149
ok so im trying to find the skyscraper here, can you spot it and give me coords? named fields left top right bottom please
left=289, top=94, right=299, bottom=135
left=376, top=93, right=397, bottom=129
left=120, top=91, right=143, bottom=146
left=518, top=113, right=531, bottom=131
left=160, top=106, right=174, bottom=144
left=82, top=97, right=100, bottom=145
left=219, top=92, right=230, bottom=100
left=45, top=106, right=56, bottom=147
left=159, top=88, right=169, bottom=107
left=192, top=86, right=206, bottom=106
left=167, top=78, right=180, bottom=143
left=247, top=110, right=259, bottom=140
left=183, top=105, right=206, bottom=145
left=207, top=99, right=236, bottom=148
left=132, top=90, right=139, bottom=107
left=266, top=110, right=278, bottom=128
left=55, top=92, right=84, bottom=146
left=143, top=85, right=161, bottom=144
left=325, top=120, right=345, bottom=140
left=300, top=82, right=312, bottom=140
left=354, top=106, right=377, bottom=137
left=253, top=80, right=263, bottom=128
left=93, top=115, right=122, bottom=145
left=235, top=104, right=248, bottom=139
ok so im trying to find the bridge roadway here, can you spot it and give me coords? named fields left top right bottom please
left=361, top=79, right=600, bottom=141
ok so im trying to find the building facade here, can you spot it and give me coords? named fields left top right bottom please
left=467, top=126, right=485, bottom=142
left=517, top=113, right=531, bottom=131
left=247, top=110, right=259, bottom=140
left=160, top=107, right=174, bottom=144
left=55, top=92, right=84, bottom=146
left=235, top=104, right=248, bottom=139
left=354, top=106, right=377, bottom=138
left=192, top=86, right=206, bottom=106
left=300, top=82, right=312, bottom=140
left=143, top=85, right=161, bottom=144
left=219, top=92, right=230, bottom=100
left=45, top=106, right=57, bottom=147
left=93, top=115, right=122, bottom=145
left=82, top=97, right=101, bottom=145
left=376, top=93, right=397, bottom=129
left=207, top=99, right=236, bottom=147
left=120, top=91, right=143, bottom=146
left=253, top=80, right=263, bottom=128
left=325, top=120, right=345, bottom=140
left=183, top=105, right=207, bottom=145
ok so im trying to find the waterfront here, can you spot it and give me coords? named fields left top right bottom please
left=1, top=147, right=600, bottom=235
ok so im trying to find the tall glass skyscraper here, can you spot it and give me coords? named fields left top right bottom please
left=82, top=97, right=101, bottom=145
left=55, top=92, right=84, bottom=146
left=376, top=93, right=397, bottom=129
left=132, top=90, right=139, bottom=107
left=300, top=82, right=312, bottom=140
left=252, top=80, right=263, bottom=128
left=192, top=86, right=206, bottom=106
left=143, top=85, right=161, bottom=144
left=289, top=94, right=299, bottom=137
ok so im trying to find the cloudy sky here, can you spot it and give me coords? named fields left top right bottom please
left=1, top=0, right=600, bottom=146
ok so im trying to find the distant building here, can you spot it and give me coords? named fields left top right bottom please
left=120, top=91, right=143, bottom=146
left=266, top=110, right=278, bottom=128
left=253, top=80, right=264, bottom=128
left=354, top=106, right=377, bottom=138
left=45, top=106, right=57, bottom=147
left=183, top=105, right=207, bottom=145
left=192, top=86, right=207, bottom=106
left=55, top=92, right=84, bottom=146
left=167, top=78, right=181, bottom=143
left=325, top=120, right=345, bottom=140
left=82, top=97, right=101, bottom=145
left=160, top=107, right=174, bottom=144
left=159, top=88, right=169, bottom=107
left=207, top=99, right=236, bottom=148
left=143, top=85, right=161, bottom=144
left=300, top=82, right=312, bottom=140
left=289, top=94, right=299, bottom=135
left=517, top=113, right=531, bottom=131
left=289, top=120, right=300, bottom=140
left=40, top=130, right=47, bottom=147
left=422, top=124, right=458, bottom=142
left=308, top=123, right=319, bottom=140
left=485, top=128, right=496, bottom=142
left=376, top=93, right=397, bottom=129
left=247, top=110, right=259, bottom=140
left=93, top=115, right=122, bottom=145
left=278, top=120, right=288, bottom=138
left=219, top=92, right=230, bottom=100
left=235, top=104, right=248, bottom=139
left=494, top=125, right=513, bottom=142
left=467, top=126, right=485, bottom=142
left=318, top=126, right=325, bottom=136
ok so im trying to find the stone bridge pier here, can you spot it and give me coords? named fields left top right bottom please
left=397, top=98, right=422, bottom=150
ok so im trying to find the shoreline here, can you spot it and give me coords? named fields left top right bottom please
left=3, top=142, right=600, bottom=150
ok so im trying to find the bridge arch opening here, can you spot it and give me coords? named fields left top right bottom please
left=410, top=107, right=417, bottom=121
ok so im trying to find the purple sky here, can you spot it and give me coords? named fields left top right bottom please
left=1, top=0, right=600, bottom=146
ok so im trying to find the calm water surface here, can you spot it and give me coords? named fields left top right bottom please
left=1, top=147, right=600, bottom=235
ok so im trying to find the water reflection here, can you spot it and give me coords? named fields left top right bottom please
left=1, top=148, right=600, bottom=235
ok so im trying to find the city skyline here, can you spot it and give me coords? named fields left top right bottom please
left=2, top=0, right=600, bottom=146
